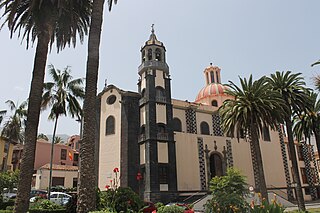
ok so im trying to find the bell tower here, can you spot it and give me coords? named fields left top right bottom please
left=137, top=25, right=178, bottom=202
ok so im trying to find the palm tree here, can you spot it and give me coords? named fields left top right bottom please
left=41, top=64, right=84, bottom=200
left=219, top=75, right=286, bottom=202
left=77, top=0, right=117, bottom=212
left=0, top=1, right=91, bottom=211
left=293, top=92, right=319, bottom=200
left=267, top=71, right=310, bottom=211
left=37, top=133, right=49, bottom=141
left=1, top=100, right=27, bottom=171
left=1, top=100, right=28, bottom=143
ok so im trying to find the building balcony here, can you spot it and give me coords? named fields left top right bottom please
left=156, top=96, right=166, bottom=103
left=157, top=133, right=169, bottom=141
left=139, top=97, right=146, bottom=106
left=139, top=134, right=146, bottom=142
left=138, top=61, right=169, bottom=74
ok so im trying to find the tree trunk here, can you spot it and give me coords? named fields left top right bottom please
left=313, top=128, right=320, bottom=155
left=14, top=33, right=50, bottom=213
left=48, top=116, right=59, bottom=199
left=286, top=118, right=306, bottom=211
left=250, top=124, right=268, bottom=203
left=77, top=0, right=105, bottom=212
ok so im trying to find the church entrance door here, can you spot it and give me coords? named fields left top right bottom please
left=210, top=153, right=223, bottom=178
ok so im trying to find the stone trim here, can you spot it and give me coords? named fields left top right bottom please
left=197, top=137, right=206, bottom=190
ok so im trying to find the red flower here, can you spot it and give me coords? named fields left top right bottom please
left=113, top=167, right=119, bottom=173
left=110, top=180, right=113, bottom=183
left=105, top=185, right=110, bottom=189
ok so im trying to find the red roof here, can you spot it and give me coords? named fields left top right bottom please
left=195, top=83, right=229, bottom=101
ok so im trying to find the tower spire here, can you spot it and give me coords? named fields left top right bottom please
left=151, top=24, right=155, bottom=34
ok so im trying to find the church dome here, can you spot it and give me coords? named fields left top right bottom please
left=195, top=83, right=229, bottom=102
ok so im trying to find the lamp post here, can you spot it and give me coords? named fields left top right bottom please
left=76, top=116, right=83, bottom=194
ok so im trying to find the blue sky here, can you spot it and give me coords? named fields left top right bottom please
left=0, top=0, right=319, bottom=136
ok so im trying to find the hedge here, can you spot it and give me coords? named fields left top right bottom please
left=28, top=210, right=67, bottom=213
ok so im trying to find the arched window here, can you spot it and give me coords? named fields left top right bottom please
left=157, top=123, right=166, bottom=133
left=156, top=86, right=166, bottom=102
left=262, top=126, right=270, bottom=141
left=147, top=49, right=152, bottom=61
left=155, top=48, right=161, bottom=61
left=142, top=50, right=146, bottom=62
left=172, top=118, right=182, bottom=132
left=140, top=125, right=146, bottom=135
left=106, top=116, right=115, bottom=135
left=141, top=89, right=145, bottom=97
left=156, top=86, right=165, bottom=97
left=211, top=100, right=218, bottom=107
left=200, top=121, right=210, bottom=135
left=210, top=71, right=215, bottom=83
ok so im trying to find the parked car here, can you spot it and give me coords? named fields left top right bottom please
left=2, top=188, right=17, bottom=201
left=49, top=192, right=72, bottom=206
left=142, top=201, right=156, bottom=213
left=30, top=189, right=47, bottom=199
left=152, top=203, right=194, bottom=213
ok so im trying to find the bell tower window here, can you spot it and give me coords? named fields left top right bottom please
left=155, top=48, right=161, bottom=61
left=148, top=49, right=152, bottom=61
left=210, top=71, right=215, bottom=83
left=142, top=50, right=146, bottom=62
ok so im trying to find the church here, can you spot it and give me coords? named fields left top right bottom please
left=96, top=28, right=319, bottom=203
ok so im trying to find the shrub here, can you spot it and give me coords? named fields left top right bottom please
left=156, top=205, right=184, bottom=213
left=249, top=193, right=285, bottom=213
left=0, top=199, right=14, bottom=210
left=89, top=208, right=116, bottom=213
left=29, top=199, right=65, bottom=213
left=205, top=167, right=249, bottom=213
left=0, top=210, right=13, bottom=213
left=154, top=202, right=164, bottom=209
left=98, top=187, right=143, bottom=212
left=28, top=210, right=66, bottom=213
left=65, top=193, right=77, bottom=213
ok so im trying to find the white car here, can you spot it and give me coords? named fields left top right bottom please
left=49, top=192, right=71, bottom=206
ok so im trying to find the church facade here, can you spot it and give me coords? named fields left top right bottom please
left=97, top=29, right=319, bottom=203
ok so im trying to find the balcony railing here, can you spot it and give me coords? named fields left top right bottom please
left=156, top=96, right=166, bottom=103
left=138, top=61, right=169, bottom=73
left=139, top=134, right=146, bottom=142
left=157, top=133, right=169, bottom=141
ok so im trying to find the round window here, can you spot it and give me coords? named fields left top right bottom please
left=107, top=95, right=116, bottom=105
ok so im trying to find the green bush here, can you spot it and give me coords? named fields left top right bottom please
left=0, top=199, right=14, bottom=210
left=89, top=208, right=116, bottom=213
left=249, top=194, right=285, bottom=213
left=0, top=210, right=12, bottom=213
left=28, top=210, right=66, bottom=213
left=156, top=205, right=184, bottom=213
left=65, top=194, right=77, bottom=213
left=29, top=199, right=65, bottom=212
left=98, top=187, right=143, bottom=212
left=205, top=167, right=249, bottom=213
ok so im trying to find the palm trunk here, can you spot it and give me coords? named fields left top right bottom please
left=77, top=0, right=105, bottom=212
left=286, top=118, right=306, bottom=211
left=14, top=33, right=51, bottom=213
left=313, top=128, right=320, bottom=155
left=48, top=116, right=59, bottom=199
left=250, top=124, right=268, bottom=203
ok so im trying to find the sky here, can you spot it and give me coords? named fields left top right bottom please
left=0, top=0, right=320, bottom=136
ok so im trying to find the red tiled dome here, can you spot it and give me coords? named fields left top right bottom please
left=195, top=83, right=229, bottom=102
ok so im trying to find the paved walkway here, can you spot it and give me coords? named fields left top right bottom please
left=285, top=202, right=320, bottom=212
